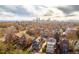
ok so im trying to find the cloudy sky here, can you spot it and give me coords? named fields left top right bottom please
left=0, top=5, right=79, bottom=21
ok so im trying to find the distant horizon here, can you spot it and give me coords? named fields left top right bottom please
left=0, top=5, right=79, bottom=21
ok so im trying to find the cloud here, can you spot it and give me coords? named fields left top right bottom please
left=69, top=11, right=79, bottom=16
left=57, top=5, right=79, bottom=15
left=0, top=5, right=31, bottom=16
left=22, top=5, right=65, bottom=17
left=0, top=5, right=79, bottom=21
left=48, top=7, right=65, bottom=16
left=22, top=5, right=48, bottom=17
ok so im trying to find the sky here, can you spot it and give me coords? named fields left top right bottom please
left=0, top=5, right=79, bottom=21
